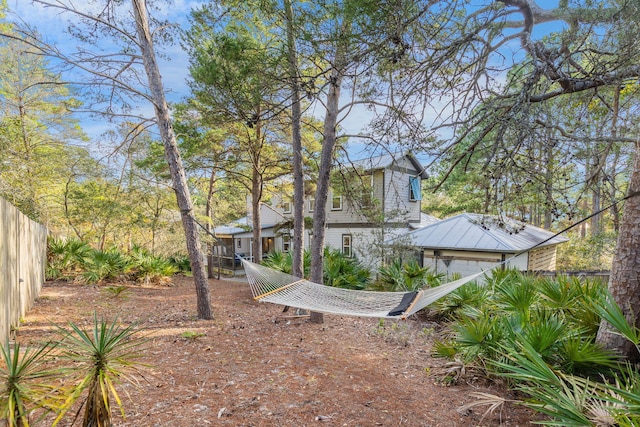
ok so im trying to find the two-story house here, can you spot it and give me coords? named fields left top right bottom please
left=213, top=152, right=433, bottom=271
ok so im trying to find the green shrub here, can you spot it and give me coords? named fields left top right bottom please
left=373, top=259, right=443, bottom=292
left=81, top=249, right=132, bottom=284
left=434, top=269, right=640, bottom=424
left=128, top=246, right=178, bottom=285
left=46, top=238, right=92, bottom=281
left=262, top=248, right=369, bottom=289
left=167, top=254, right=191, bottom=273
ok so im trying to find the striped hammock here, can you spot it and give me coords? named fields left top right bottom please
left=242, top=260, right=489, bottom=319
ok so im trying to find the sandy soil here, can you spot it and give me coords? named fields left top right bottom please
left=16, top=275, right=537, bottom=426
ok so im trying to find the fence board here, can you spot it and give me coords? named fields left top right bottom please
left=0, top=198, right=47, bottom=343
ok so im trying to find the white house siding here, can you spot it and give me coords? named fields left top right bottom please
left=255, top=195, right=289, bottom=226
left=422, top=250, right=528, bottom=279
left=325, top=225, right=413, bottom=270
left=382, top=164, right=422, bottom=223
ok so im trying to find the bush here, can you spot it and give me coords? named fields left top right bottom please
left=372, top=259, right=443, bottom=292
left=432, top=269, right=640, bottom=424
left=262, top=248, right=369, bottom=289
left=46, top=239, right=181, bottom=285
left=46, top=238, right=92, bottom=281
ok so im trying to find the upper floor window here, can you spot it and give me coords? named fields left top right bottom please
left=331, top=194, right=343, bottom=211
left=409, top=176, right=422, bottom=201
left=342, top=234, right=352, bottom=257
left=282, top=234, right=290, bottom=253
left=282, top=201, right=292, bottom=213
left=308, top=198, right=315, bottom=212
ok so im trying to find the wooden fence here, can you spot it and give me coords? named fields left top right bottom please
left=528, top=270, right=611, bottom=284
left=0, top=198, right=48, bottom=344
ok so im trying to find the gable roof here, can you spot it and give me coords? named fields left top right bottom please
left=345, top=152, right=428, bottom=179
left=410, top=212, right=440, bottom=229
left=401, top=213, right=568, bottom=253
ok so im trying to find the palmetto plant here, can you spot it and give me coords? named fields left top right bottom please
left=491, top=340, right=640, bottom=426
left=262, top=250, right=312, bottom=277
left=53, top=314, right=147, bottom=427
left=127, top=246, right=178, bottom=285
left=81, top=249, right=132, bottom=284
left=46, top=238, right=92, bottom=280
left=323, top=247, right=370, bottom=290
left=435, top=269, right=640, bottom=424
left=374, top=259, right=443, bottom=292
left=0, top=340, right=61, bottom=427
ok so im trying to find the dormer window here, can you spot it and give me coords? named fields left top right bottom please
left=331, top=194, right=343, bottom=211
left=409, top=176, right=422, bottom=201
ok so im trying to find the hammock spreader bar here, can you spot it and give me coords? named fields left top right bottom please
left=387, top=291, right=419, bottom=317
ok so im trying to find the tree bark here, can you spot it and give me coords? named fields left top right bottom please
left=309, top=28, right=349, bottom=324
left=251, top=123, right=263, bottom=264
left=132, top=0, right=212, bottom=319
left=596, top=140, right=640, bottom=362
left=284, top=0, right=305, bottom=279
left=206, top=165, right=216, bottom=278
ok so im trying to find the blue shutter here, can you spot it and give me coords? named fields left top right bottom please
left=410, top=176, right=422, bottom=201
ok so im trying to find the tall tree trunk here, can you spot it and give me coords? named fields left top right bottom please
left=132, top=0, right=212, bottom=319
left=596, top=140, right=640, bottom=362
left=251, top=121, right=264, bottom=264
left=543, top=135, right=554, bottom=229
left=205, top=165, right=216, bottom=278
left=609, top=86, right=622, bottom=232
left=284, top=0, right=304, bottom=279
left=309, top=27, right=349, bottom=324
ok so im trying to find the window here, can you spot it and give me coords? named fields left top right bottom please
left=282, top=235, right=290, bottom=253
left=282, top=201, right=292, bottom=213
left=237, top=239, right=242, bottom=249
left=409, top=176, right=422, bottom=201
left=342, top=234, right=352, bottom=257
left=308, top=198, right=315, bottom=212
left=331, top=194, right=343, bottom=211
left=361, top=188, right=374, bottom=208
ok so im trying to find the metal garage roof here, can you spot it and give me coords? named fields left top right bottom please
left=401, top=213, right=568, bottom=253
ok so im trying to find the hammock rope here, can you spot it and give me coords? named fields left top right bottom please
left=242, top=259, right=488, bottom=319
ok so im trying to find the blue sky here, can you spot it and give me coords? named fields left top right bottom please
left=5, top=0, right=424, bottom=161
left=7, top=0, right=207, bottom=145
left=6, top=0, right=563, bottom=165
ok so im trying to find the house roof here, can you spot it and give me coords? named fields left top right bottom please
left=346, top=152, right=428, bottom=179
left=409, top=213, right=440, bottom=229
left=214, top=216, right=278, bottom=238
left=214, top=216, right=250, bottom=236
left=399, top=213, right=568, bottom=253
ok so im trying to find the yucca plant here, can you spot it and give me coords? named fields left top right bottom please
left=452, top=312, right=504, bottom=362
left=493, top=273, right=539, bottom=322
left=53, top=314, right=147, bottom=427
left=0, top=340, right=61, bottom=427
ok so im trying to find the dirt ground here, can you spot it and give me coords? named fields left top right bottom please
left=16, top=275, right=537, bottom=427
